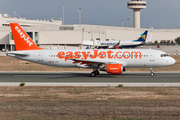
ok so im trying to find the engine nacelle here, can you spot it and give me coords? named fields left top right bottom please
left=123, top=67, right=126, bottom=72
left=106, top=64, right=123, bottom=75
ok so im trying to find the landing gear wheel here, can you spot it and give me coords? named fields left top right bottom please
left=94, top=70, right=99, bottom=75
left=150, top=67, right=154, bottom=76
left=90, top=72, right=96, bottom=77
left=150, top=72, right=154, bottom=76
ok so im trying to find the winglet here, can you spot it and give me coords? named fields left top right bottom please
left=10, top=23, right=43, bottom=51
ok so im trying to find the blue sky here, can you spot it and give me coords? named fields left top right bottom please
left=0, top=0, right=180, bottom=29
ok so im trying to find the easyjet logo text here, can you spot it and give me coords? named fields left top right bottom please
left=110, top=68, right=119, bottom=70
left=15, top=26, right=33, bottom=46
left=57, top=50, right=141, bottom=61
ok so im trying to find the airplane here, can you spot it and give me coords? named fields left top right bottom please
left=146, top=35, right=152, bottom=43
left=7, top=23, right=175, bottom=77
left=83, top=30, right=151, bottom=49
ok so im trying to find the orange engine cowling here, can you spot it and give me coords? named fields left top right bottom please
left=106, top=64, right=123, bottom=75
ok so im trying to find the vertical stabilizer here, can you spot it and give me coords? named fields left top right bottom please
left=10, top=23, right=42, bottom=51
left=135, top=30, right=148, bottom=42
left=146, top=35, right=152, bottom=43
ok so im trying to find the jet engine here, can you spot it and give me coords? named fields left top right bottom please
left=100, top=64, right=124, bottom=75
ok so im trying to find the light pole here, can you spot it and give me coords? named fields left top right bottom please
left=72, top=17, right=74, bottom=24
left=63, top=2, right=65, bottom=25
left=79, top=7, right=81, bottom=25
left=122, top=19, right=124, bottom=27
left=40, top=11, right=42, bottom=20
left=126, top=18, right=129, bottom=27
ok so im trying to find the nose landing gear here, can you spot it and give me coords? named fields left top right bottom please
left=150, top=67, right=155, bottom=76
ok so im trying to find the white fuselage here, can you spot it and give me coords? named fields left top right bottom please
left=7, top=49, right=175, bottom=68
left=83, top=40, right=145, bottom=48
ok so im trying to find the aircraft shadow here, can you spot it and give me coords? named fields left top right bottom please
left=45, top=72, right=150, bottom=79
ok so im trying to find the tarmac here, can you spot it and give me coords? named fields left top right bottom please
left=0, top=72, right=179, bottom=86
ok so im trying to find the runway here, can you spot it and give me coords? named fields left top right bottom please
left=0, top=72, right=179, bottom=86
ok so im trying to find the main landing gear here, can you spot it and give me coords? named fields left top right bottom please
left=90, top=69, right=99, bottom=77
left=150, top=67, right=155, bottom=76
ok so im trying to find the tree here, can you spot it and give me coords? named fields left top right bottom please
left=175, top=36, right=180, bottom=44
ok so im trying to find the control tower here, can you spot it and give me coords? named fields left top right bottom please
left=127, top=0, right=146, bottom=28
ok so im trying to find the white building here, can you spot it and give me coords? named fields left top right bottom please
left=0, top=13, right=179, bottom=51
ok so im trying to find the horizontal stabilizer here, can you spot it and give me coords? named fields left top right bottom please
left=7, top=52, right=29, bottom=57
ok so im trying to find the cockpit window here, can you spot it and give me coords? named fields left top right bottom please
left=161, top=54, right=169, bottom=57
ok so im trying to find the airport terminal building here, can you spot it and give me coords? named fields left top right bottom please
left=0, top=13, right=180, bottom=51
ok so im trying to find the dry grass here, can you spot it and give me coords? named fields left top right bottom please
left=0, top=55, right=180, bottom=72
left=0, top=86, right=180, bottom=119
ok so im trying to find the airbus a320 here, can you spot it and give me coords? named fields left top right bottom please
left=7, top=23, right=175, bottom=77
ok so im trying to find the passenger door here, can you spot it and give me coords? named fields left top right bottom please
left=149, top=51, right=155, bottom=61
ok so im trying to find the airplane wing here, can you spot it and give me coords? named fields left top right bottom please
left=69, top=58, right=127, bottom=68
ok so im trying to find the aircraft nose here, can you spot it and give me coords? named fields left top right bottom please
left=170, top=57, right=176, bottom=65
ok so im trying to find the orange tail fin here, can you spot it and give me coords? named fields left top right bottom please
left=10, top=23, right=43, bottom=51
